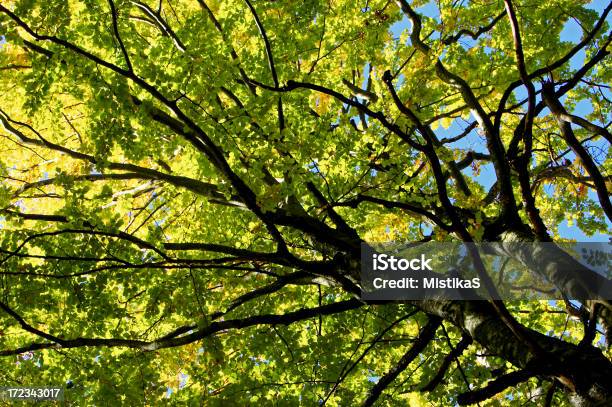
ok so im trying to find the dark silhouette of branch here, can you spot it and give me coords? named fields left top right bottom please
left=555, top=111, right=612, bottom=143
left=209, top=271, right=314, bottom=319
left=0, top=228, right=168, bottom=263
left=542, top=82, right=612, bottom=221
left=0, top=299, right=364, bottom=356
left=396, top=0, right=520, bottom=226
left=130, top=0, right=186, bottom=52
left=503, top=0, right=550, bottom=241
left=108, top=0, right=133, bottom=72
left=495, top=1, right=612, bottom=131
left=421, top=334, right=472, bottom=392
left=506, top=35, right=612, bottom=160
left=196, top=0, right=256, bottom=94
left=0, top=64, right=31, bottom=70
left=337, top=193, right=451, bottom=231
left=362, top=316, right=441, bottom=406
left=442, top=11, right=506, bottom=45
left=322, top=310, right=420, bottom=404
left=0, top=300, right=69, bottom=346
left=242, top=0, right=284, bottom=132
left=457, top=369, right=536, bottom=405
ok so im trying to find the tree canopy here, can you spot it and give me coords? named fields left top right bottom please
left=0, top=0, right=611, bottom=405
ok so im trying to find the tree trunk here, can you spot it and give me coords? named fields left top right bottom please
left=413, top=299, right=612, bottom=406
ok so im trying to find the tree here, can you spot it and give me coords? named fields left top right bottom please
left=0, top=0, right=610, bottom=405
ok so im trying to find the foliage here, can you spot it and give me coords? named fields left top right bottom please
left=0, top=0, right=611, bottom=405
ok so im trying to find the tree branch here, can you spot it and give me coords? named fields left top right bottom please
left=457, top=369, right=536, bottom=405
left=362, top=316, right=441, bottom=406
left=542, top=82, right=612, bottom=221
left=108, top=0, right=133, bottom=72
left=504, top=0, right=549, bottom=241
left=130, top=0, right=186, bottom=52
left=242, top=0, right=284, bottom=132
left=396, top=0, right=520, bottom=225
left=0, top=299, right=364, bottom=356
left=421, top=334, right=472, bottom=392
left=442, top=11, right=506, bottom=45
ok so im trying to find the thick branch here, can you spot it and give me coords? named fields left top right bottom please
left=457, top=369, right=536, bottom=405
left=0, top=299, right=363, bottom=356
left=542, top=82, right=612, bottom=221
left=504, top=0, right=549, bottom=241
left=495, top=1, right=612, bottom=131
left=396, top=0, right=520, bottom=225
